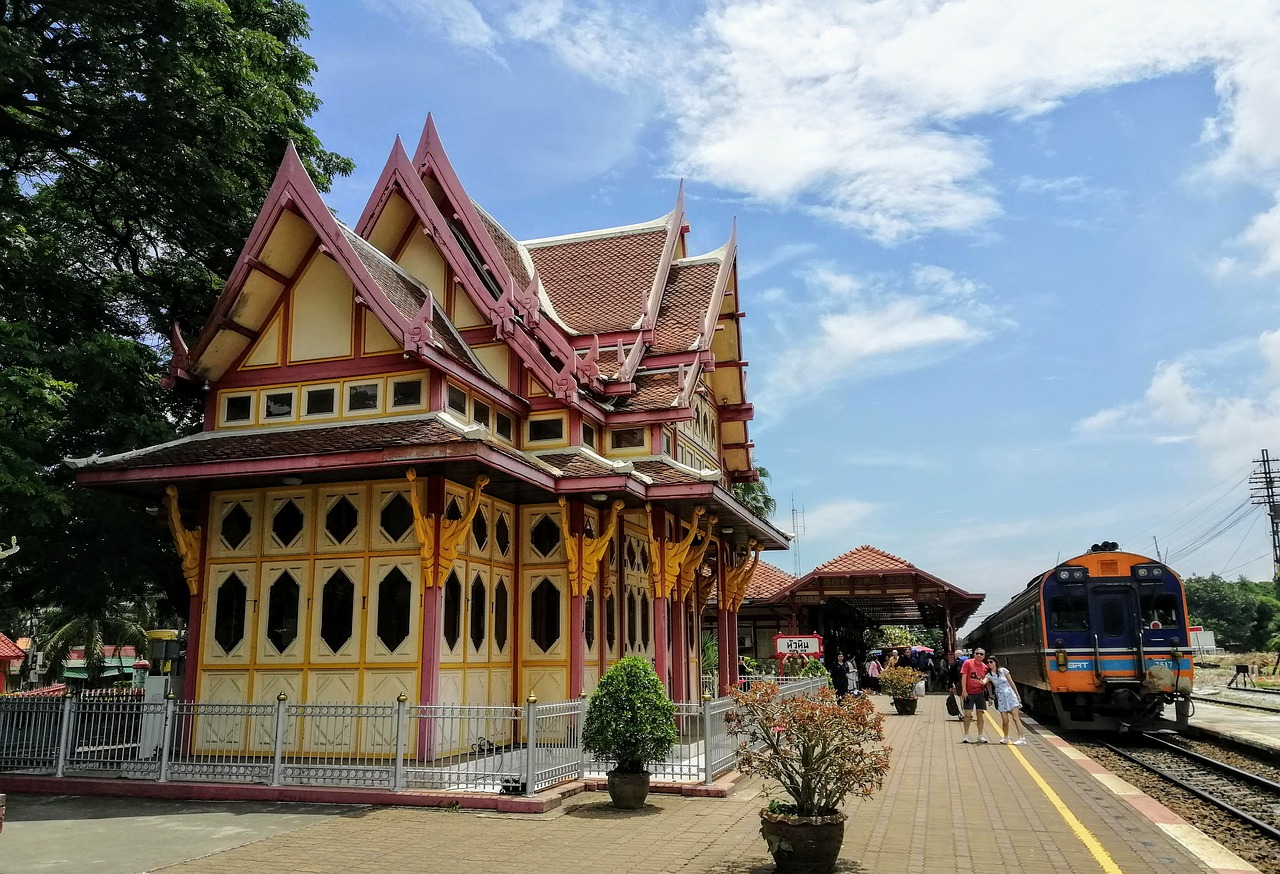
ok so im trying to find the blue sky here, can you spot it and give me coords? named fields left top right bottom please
left=301, top=1, right=1280, bottom=630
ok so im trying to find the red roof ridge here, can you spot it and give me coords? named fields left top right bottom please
left=812, top=545, right=916, bottom=573
left=521, top=211, right=673, bottom=249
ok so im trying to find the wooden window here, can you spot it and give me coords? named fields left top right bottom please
left=263, top=390, right=294, bottom=420
left=265, top=571, right=300, bottom=653
left=304, top=386, right=336, bottom=417
left=347, top=382, right=380, bottom=413
left=377, top=567, right=413, bottom=651
left=446, top=384, right=468, bottom=415
left=530, top=577, right=561, bottom=652
left=391, top=378, right=424, bottom=409
left=223, top=393, right=253, bottom=424
left=494, top=578, right=509, bottom=651
left=528, top=416, right=564, bottom=443
left=470, top=574, right=486, bottom=651
left=443, top=569, right=462, bottom=650
left=214, top=574, right=247, bottom=654
left=584, top=587, right=596, bottom=649
left=581, top=422, right=596, bottom=449
left=496, top=412, right=513, bottom=441
left=611, top=428, right=645, bottom=450
left=319, top=570, right=355, bottom=653
left=473, top=400, right=491, bottom=428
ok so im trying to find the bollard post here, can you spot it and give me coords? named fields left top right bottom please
left=158, top=693, right=176, bottom=783
left=54, top=691, right=75, bottom=778
left=270, top=692, right=287, bottom=787
left=523, top=694, right=538, bottom=797
left=393, top=693, right=408, bottom=791
left=702, top=693, right=714, bottom=785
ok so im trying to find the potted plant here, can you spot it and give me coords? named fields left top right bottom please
left=581, top=656, right=678, bottom=809
left=728, top=682, right=891, bottom=874
left=878, top=666, right=924, bottom=715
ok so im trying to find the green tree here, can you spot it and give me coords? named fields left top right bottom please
left=41, top=598, right=151, bottom=687
left=1183, top=574, right=1266, bottom=648
left=732, top=464, right=777, bottom=520
left=0, top=1, right=352, bottom=629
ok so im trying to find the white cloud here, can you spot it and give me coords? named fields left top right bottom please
left=753, top=263, right=1007, bottom=414
left=1075, top=332, right=1280, bottom=474
left=739, top=242, right=818, bottom=281
left=801, top=498, right=878, bottom=544
left=366, top=0, right=497, bottom=48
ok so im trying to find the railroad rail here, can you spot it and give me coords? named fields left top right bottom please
left=1190, top=694, right=1280, bottom=714
left=1101, top=734, right=1280, bottom=843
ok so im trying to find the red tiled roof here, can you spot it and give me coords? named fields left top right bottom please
left=534, top=452, right=620, bottom=479
left=745, top=561, right=796, bottom=601
left=341, top=226, right=426, bottom=321
left=527, top=229, right=667, bottom=334
left=614, top=371, right=680, bottom=412
left=812, top=545, right=916, bottom=575
left=86, top=419, right=469, bottom=470
left=632, top=459, right=707, bottom=485
left=4, top=683, right=66, bottom=698
left=0, top=632, right=24, bottom=660
left=651, top=261, right=718, bottom=355
left=475, top=207, right=531, bottom=287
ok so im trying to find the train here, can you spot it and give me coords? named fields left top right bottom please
left=964, top=542, right=1193, bottom=731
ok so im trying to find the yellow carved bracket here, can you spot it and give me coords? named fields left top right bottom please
left=407, top=469, right=488, bottom=587
left=558, top=497, right=624, bottom=597
left=675, top=514, right=717, bottom=603
left=724, top=540, right=761, bottom=612
left=647, top=503, right=707, bottom=600
left=164, top=484, right=202, bottom=596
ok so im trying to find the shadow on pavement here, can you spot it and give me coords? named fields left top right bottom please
left=562, top=800, right=664, bottom=818
left=2, top=794, right=367, bottom=823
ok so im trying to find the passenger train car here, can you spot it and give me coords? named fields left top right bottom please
left=965, top=543, right=1193, bottom=731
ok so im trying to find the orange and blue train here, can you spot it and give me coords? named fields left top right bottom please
left=965, top=543, right=1193, bottom=731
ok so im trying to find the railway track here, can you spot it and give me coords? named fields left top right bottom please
left=1101, top=734, right=1280, bottom=843
left=1191, top=694, right=1280, bottom=714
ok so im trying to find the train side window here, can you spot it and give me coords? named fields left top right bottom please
left=1140, top=593, right=1179, bottom=628
left=1049, top=595, right=1089, bottom=631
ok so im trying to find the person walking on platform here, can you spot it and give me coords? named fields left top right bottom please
left=832, top=652, right=855, bottom=700
left=946, top=651, right=964, bottom=720
left=985, top=656, right=1026, bottom=744
left=958, top=647, right=991, bottom=743
left=865, top=654, right=881, bottom=693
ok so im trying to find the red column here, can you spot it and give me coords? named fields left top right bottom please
left=717, top=607, right=732, bottom=695
left=182, top=591, right=200, bottom=702
left=654, top=596, right=670, bottom=693
left=671, top=598, right=687, bottom=702
left=729, top=610, right=741, bottom=684
left=569, top=594, right=585, bottom=698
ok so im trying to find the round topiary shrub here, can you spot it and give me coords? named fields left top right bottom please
left=582, top=656, right=678, bottom=774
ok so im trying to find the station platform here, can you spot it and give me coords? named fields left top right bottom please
left=1185, top=697, right=1280, bottom=760
left=846, top=693, right=1258, bottom=874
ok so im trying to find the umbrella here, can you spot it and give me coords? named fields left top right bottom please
left=910, top=646, right=934, bottom=653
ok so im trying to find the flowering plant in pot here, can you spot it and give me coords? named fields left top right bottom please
left=878, top=666, right=924, bottom=715
left=582, top=656, right=678, bottom=808
left=727, top=682, right=891, bottom=874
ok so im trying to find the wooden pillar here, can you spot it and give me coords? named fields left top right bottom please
left=569, top=594, right=585, bottom=698
left=728, top=610, right=741, bottom=684
left=671, top=597, right=688, bottom=703
left=654, top=596, right=670, bottom=693
left=417, top=474, right=445, bottom=759
left=717, top=607, right=732, bottom=695
left=182, top=592, right=201, bottom=702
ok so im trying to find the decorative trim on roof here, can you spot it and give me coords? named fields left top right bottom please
left=521, top=212, right=672, bottom=248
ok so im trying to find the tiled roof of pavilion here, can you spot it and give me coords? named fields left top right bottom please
left=0, top=632, right=24, bottom=660
left=745, top=562, right=797, bottom=601
left=813, top=546, right=916, bottom=574
left=652, top=259, right=720, bottom=355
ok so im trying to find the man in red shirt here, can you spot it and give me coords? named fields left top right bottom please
left=956, top=647, right=991, bottom=743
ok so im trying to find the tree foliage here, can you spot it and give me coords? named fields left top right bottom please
left=732, top=464, right=777, bottom=520
left=0, top=1, right=351, bottom=634
left=581, top=656, right=678, bottom=773
left=1183, top=574, right=1280, bottom=651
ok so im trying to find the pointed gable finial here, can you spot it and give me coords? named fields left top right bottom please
left=580, top=334, right=602, bottom=381
left=412, top=113, right=441, bottom=170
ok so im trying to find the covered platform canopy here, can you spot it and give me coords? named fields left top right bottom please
left=741, top=545, right=984, bottom=657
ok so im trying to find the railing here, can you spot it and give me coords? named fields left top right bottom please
left=0, top=677, right=827, bottom=797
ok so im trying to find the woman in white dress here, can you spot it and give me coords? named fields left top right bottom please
left=985, top=657, right=1026, bottom=745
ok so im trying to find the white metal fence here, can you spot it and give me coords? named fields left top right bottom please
left=0, top=677, right=825, bottom=797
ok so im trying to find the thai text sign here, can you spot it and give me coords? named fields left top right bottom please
left=774, top=634, right=823, bottom=657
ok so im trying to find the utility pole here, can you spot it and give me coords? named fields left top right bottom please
left=1248, top=449, right=1280, bottom=579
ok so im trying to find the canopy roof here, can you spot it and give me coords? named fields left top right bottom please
left=747, top=545, right=984, bottom=628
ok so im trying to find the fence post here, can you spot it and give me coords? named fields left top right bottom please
left=577, top=692, right=588, bottom=780
left=523, top=694, right=538, bottom=797
left=393, top=693, right=408, bottom=791
left=270, top=692, right=287, bottom=787
left=54, top=692, right=74, bottom=778
left=702, top=693, right=714, bottom=785
left=158, top=693, right=176, bottom=783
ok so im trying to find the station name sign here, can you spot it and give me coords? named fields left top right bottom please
left=774, top=634, right=823, bottom=657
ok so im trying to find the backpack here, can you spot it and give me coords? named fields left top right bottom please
left=945, top=693, right=961, bottom=717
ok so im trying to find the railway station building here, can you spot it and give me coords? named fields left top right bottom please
left=69, top=117, right=790, bottom=714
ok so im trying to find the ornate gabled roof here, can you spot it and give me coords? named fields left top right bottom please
left=652, top=257, right=721, bottom=355
left=812, top=545, right=916, bottom=575
left=525, top=221, right=671, bottom=336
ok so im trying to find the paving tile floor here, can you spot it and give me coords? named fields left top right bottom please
left=150, top=695, right=1220, bottom=874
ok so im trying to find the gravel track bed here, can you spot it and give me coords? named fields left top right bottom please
left=1074, top=739, right=1280, bottom=874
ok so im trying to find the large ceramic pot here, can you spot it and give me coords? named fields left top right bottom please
left=759, top=808, right=847, bottom=874
left=606, top=769, right=651, bottom=809
left=892, top=697, right=918, bottom=715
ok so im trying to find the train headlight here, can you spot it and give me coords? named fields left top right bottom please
left=1056, top=567, right=1088, bottom=582
left=1132, top=563, right=1165, bottom=581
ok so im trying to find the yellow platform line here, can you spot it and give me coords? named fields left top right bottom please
left=983, top=721, right=1123, bottom=874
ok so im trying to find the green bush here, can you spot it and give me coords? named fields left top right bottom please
left=582, top=657, right=678, bottom=773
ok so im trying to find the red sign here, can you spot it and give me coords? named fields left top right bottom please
left=1188, top=625, right=1203, bottom=632
left=774, top=634, right=823, bottom=657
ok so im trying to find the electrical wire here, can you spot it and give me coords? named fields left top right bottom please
left=1123, top=467, right=1251, bottom=545
left=1219, top=508, right=1262, bottom=576
left=1163, top=498, right=1259, bottom=566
